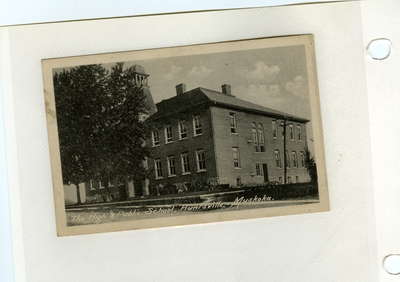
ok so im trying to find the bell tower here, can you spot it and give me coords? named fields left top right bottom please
left=127, top=65, right=157, bottom=198
left=132, top=64, right=149, bottom=87
left=131, top=64, right=157, bottom=115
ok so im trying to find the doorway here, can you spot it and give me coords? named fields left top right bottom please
left=262, top=163, right=269, bottom=183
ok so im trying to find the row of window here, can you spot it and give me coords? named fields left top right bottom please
left=272, top=120, right=302, bottom=141
left=273, top=150, right=306, bottom=169
left=154, top=150, right=206, bottom=179
left=88, top=179, right=115, bottom=191
left=154, top=147, right=305, bottom=179
left=231, top=113, right=302, bottom=142
left=152, top=115, right=202, bottom=146
left=274, top=176, right=300, bottom=184
left=152, top=113, right=303, bottom=147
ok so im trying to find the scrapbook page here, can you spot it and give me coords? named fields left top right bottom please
left=1, top=1, right=383, bottom=282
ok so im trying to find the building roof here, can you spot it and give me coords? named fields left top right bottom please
left=149, top=87, right=309, bottom=123
left=132, top=64, right=147, bottom=75
left=143, top=87, right=157, bottom=115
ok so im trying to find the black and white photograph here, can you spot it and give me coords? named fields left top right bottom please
left=42, top=35, right=329, bottom=235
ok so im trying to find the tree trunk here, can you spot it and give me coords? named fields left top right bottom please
left=142, top=178, right=150, bottom=197
left=105, top=182, right=112, bottom=202
left=75, top=183, right=82, bottom=205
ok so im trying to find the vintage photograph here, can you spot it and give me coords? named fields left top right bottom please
left=42, top=35, right=329, bottom=235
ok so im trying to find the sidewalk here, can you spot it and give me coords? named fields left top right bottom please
left=66, top=189, right=247, bottom=210
left=67, top=190, right=319, bottom=212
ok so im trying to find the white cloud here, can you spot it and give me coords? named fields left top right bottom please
left=285, top=75, right=307, bottom=97
left=240, top=61, right=280, bottom=83
left=236, top=84, right=284, bottom=107
left=236, top=82, right=310, bottom=119
left=163, top=65, right=183, bottom=80
left=187, top=65, right=213, bottom=80
left=247, top=84, right=281, bottom=98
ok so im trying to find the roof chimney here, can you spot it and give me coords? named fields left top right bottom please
left=221, top=84, right=232, bottom=96
left=175, top=83, right=186, bottom=96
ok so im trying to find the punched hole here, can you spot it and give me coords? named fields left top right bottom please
left=383, top=254, right=400, bottom=275
left=367, top=38, right=392, bottom=60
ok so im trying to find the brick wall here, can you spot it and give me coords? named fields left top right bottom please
left=210, top=106, right=310, bottom=186
left=147, top=107, right=218, bottom=192
left=146, top=103, right=311, bottom=193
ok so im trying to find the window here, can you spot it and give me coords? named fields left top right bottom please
left=178, top=120, right=188, bottom=139
left=295, top=176, right=299, bottom=183
left=167, top=156, right=176, bottom=176
left=289, top=124, right=294, bottom=140
left=274, top=150, right=282, bottom=168
left=89, top=180, right=96, bottom=191
left=300, top=151, right=305, bottom=167
left=278, top=176, right=283, bottom=184
left=292, top=151, right=298, bottom=168
left=287, top=176, right=292, bottom=183
left=255, top=163, right=263, bottom=176
left=165, top=126, right=173, bottom=143
left=236, top=177, right=242, bottom=186
left=252, top=122, right=259, bottom=152
left=154, top=159, right=163, bottom=179
left=281, top=121, right=285, bottom=139
left=285, top=150, right=291, bottom=168
left=94, top=178, right=114, bottom=189
left=152, top=130, right=160, bottom=146
left=258, top=123, right=265, bottom=152
left=181, top=153, right=190, bottom=174
left=252, top=123, right=265, bottom=152
left=272, top=120, right=277, bottom=138
left=229, top=112, right=237, bottom=134
left=297, top=125, right=302, bottom=141
left=196, top=150, right=206, bottom=171
left=232, top=147, right=241, bottom=168
left=193, top=115, right=203, bottom=136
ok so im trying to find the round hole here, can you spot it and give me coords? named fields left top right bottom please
left=383, top=254, right=400, bottom=275
left=367, top=38, right=392, bottom=60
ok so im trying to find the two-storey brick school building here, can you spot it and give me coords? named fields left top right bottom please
left=146, top=83, right=311, bottom=194
left=63, top=68, right=312, bottom=204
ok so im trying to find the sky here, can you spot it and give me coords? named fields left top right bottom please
left=116, top=44, right=316, bottom=152
left=58, top=44, right=316, bottom=150
left=119, top=44, right=312, bottom=120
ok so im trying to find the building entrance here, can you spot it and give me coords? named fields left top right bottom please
left=263, top=164, right=269, bottom=183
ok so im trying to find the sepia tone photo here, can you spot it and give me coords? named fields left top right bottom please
left=42, top=35, right=329, bottom=236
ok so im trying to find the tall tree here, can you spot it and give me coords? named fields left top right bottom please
left=53, top=64, right=108, bottom=204
left=98, top=63, right=151, bottom=200
left=53, top=63, right=151, bottom=203
left=305, top=148, right=318, bottom=184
